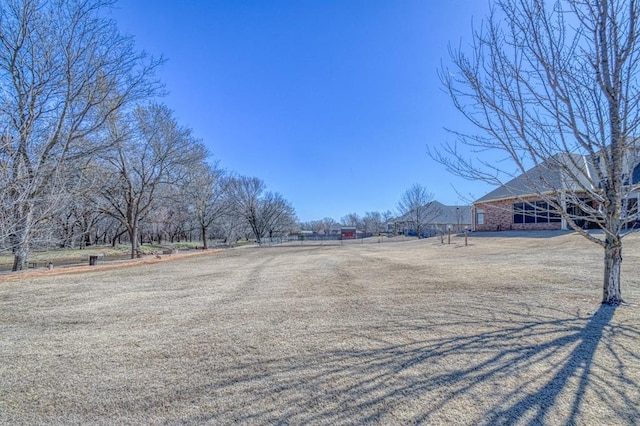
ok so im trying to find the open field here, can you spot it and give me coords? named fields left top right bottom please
left=0, top=232, right=639, bottom=424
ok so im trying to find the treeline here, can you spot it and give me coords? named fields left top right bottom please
left=0, top=0, right=296, bottom=271
left=299, top=210, right=395, bottom=235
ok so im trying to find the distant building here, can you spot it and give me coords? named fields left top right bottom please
left=340, top=226, right=356, bottom=239
left=329, top=223, right=342, bottom=235
left=393, top=201, right=472, bottom=237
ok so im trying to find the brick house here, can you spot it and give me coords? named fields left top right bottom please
left=473, top=152, right=640, bottom=232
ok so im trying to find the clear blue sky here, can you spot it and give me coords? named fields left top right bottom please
left=110, top=0, right=494, bottom=222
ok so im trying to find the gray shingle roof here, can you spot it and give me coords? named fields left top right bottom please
left=396, top=201, right=472, bottom=224
left=475, top=154, right=598, bottom=203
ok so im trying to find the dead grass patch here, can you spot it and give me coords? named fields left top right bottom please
left=0, top=233, right=638, bottom=424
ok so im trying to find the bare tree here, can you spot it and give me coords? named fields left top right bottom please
left=434, top=0, right=640, bottom=305
left=0, top=134, right=17, bottom=252
left=100, top=103, right=206, bottom=258
left=300, top=217, right=339, bottom=235
left=0, top=0, right=161, bottom=270
left=381, top=210, right=395, bottom=234
left=49, top=158, right=109, bottom=249
left=142, top=192, right=191, bottom=244
left=226, top=176, right=266, bottom=243
left=381, top=210, right=395, bottom=223
left=363, top=211, right=384, bottom=234
left=226, top=176, right=297, bottom=244
left=340, top=213, right=362, bottom=230
left=183, top=162, right=227, bottom=249
left=260, top=191, right=297, bottom=240
left=320, top=217, right=338, bottom=235
left=397, top=184, right=435, bottom=238
left=216, top=212, right=248, bottom=246
left=298, top=220, right=322, bottom=234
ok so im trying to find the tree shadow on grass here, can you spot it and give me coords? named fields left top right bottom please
left=477, top=304, right=634, bottom=425
left=159, top=304, right=639, bottom=425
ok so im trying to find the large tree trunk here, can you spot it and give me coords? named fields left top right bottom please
left=11, top=224, right=30, bottom=271
left=603, top=235, right=623, bottom=305
left=128, top=224, right=139, bottom=259
left=201, top=225, right=208, bottom=249
left=11, top=206, right=33, bottom=271
left=12, top=241, right=30, bottom=272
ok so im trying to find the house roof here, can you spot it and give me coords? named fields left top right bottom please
left=396, top=201, right=472, bottom=224
left=475, top=153, right=598, bottom=203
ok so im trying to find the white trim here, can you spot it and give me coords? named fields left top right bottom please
left=583, top=155, right=592, bottom=183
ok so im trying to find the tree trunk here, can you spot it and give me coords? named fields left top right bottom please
left=12, top=242, right=30, bottom=272
left=129, top=224, right=139, bottom=259
left=603, top=235, right=624, bottom=305
left=11, top=206, right=33, bottom=271
left=201, top=225, right=208, bottom=249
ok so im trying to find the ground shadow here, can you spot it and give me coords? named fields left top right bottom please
left=479, top=304, right=625, bottom=425
left=142, top=304, right=638, bottom=424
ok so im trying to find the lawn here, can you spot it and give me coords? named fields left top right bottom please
left=0, top=233, right=638, bottom=424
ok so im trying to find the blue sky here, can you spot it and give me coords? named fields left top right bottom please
left=110, top=0, right=494, bottom=222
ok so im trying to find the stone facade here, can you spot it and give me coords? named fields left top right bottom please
left=474, top=199, right=563, bottom=231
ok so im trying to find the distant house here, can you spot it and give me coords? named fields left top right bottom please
left=472, top=152, right=640, bottom=231
left=393, top=201, right=472, bottom=237
left=329, top=223, right=342, bottom=235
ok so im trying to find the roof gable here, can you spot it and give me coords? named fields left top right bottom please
left=475, top=154, right=597, bottom=203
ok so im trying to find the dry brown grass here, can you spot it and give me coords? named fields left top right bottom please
left=0, top=232, right=638, bottom=424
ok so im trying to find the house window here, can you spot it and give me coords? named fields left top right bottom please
left=476, top=210, right=485, bottom=225
left=567, top=198, right=595, bottom=229
left=513, top=201, right=561, bottom=224
left=633, top=163, right=640, bottom=185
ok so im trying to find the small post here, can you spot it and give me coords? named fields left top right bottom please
left=465, top=229, right=468, bottom=247
left=448, top=228, right=451, bottom=245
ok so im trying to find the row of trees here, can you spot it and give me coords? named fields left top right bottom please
left=340, top=211, right=395, bottom=234
left=299, top=211, right=400, bottom=236
left=2, top=97, right=298, bottom=269
left=0, top=0, right=296, bottom=270
left=55, top=154, right=296, bottom=252
left=299, top=184, right=435, bottom=236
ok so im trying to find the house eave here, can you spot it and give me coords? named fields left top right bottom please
left=473, top=190, right=590, bottom=206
